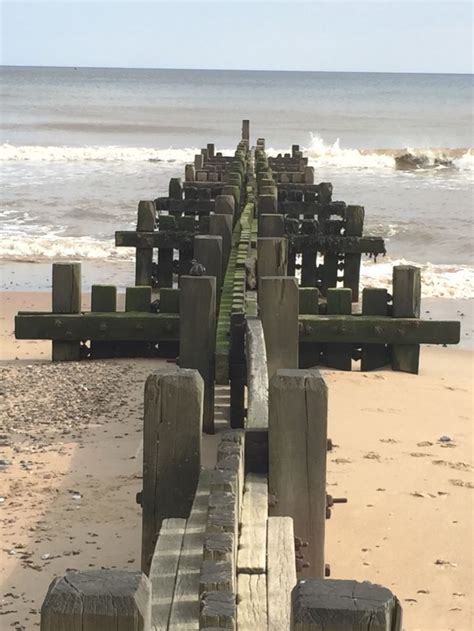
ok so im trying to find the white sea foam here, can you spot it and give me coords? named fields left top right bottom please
left=361, top=258, right=474, bottom=300
left=0, top=143, right=199, bottom=164
left=303, top=134, right=394, bottom=169
left=0, top=235, right=133, bottom=262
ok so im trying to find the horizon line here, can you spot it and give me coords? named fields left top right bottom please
left=1, top=63, right=472, bottom=76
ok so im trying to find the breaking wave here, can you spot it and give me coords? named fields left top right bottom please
left=0, top=235, right=133, bottom=262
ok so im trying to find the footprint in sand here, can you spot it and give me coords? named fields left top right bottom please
left=364, top=452, right=381, bottom=461
left=449, top=479, right=474, bottom=489
left=379, top=438, right=399, bottom=444
left=410, top=452, right=433, bottom=457
left=432, top=460, right=472, bottom=471
left=417, top=441, right=433, bottom=447
left=333, top=457, right=352, bottom=464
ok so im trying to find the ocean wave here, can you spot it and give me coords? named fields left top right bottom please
left=361, top=258, right=474, bottom=299
left=0, top=235, right=134, bottom=262
left=301, top=134, right=473, bottom=171
left=0, top=143, right=200, bottom=163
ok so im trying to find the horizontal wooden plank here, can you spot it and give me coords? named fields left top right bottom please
left=15, top=313, right=179, bottom=341
left=237, top=574, right=267, bottom=629
left=237, top=473, right=268, bottom=574
left=155, top=198, right=215, bottom=213
left=289, top=235, right=386, bottom=254
left=299, top=315, right=460, bottom=345
left=267, top=517, right=297, bottom=631
left=115, top=230, right=194, bottom=249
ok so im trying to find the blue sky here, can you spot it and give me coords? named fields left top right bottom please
left=1, top=1, right=472, bottom=73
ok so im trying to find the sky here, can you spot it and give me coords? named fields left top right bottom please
left=1, top=1, right=472, bottom=74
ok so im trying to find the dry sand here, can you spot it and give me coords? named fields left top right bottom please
left=0, top=291, right=472, bottom=631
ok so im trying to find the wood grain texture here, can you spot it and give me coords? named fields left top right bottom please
left=141, top=369, right=203, bottom=574
left=267, top=517, right=297, bottom=631
left=236, top=574, right=267, bottom=630
left=269, top=369, right=328, bottom=578
left=245, top=318, right=269, bottom=429
left=40, top=570, right=151, bottom=631
left=149, top=518, right=186, bottom=631
left=257, top=238, right=288, bottom=281
left=237, top=474, right=268, bottom=574
left=51, top=262, right=81, bottom=361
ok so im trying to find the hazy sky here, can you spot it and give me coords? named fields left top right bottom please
left=1, top=1, right=472, bottom=73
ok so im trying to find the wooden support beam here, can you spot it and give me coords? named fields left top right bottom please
left=257, top=237, right=288, bottom=283
left=41, top=570, right=151, bottom=631
left=126, top=286, right=151, bottom=311
left=258, top=194, right=277, bottom=214
left=194, top=235, right=223, bottom=291
left=215, top=194, right=235, bottom=217
left=52, top=262, right=81, bottom=360
left=258, top=213, right=284, bottom=238
left=200, top=591, right=236, bottom=629
left=326, top=288, right=353, bottom=370
left=209, top=214, right=233, bottom=278
left=245, top=317, right=269, bottom=429
left=299, top=287, right=320, bottom=369
left=269, top=369, right=328, bottom=578
left=141, top=369, right=203, bottom=574
left=291, top=579, right=402, bottom=631
left=343, top=205, right=364, bottom=302
left=299, top=315, right=460, bottom=344
left=169, top=177, right=183, bottom=200
left=267, top=516, right=297, bottom=631
left=237, top=473, right=268, bottom=574
left=289, top=235, right=385, bottom=255
left=90, top=285, right=117, bottom=359
left=180, top=276, right=217, bottom=433
left=242, top=119, right=250, bottom=141
left=149, top=518, right=186, bottom=629
left=15, top=312, right=179, bottom=342
left=259, top=277, right=299, bottom=380
left=136, top=200, right=156, bottom=286
left=392, top=265, right=422, bottom=373
left=361, top=288, right=389, bottom=371
left=237, top=574, right=267, bottom=629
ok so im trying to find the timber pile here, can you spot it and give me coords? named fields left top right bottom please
left=15, top=120, right=460, bottom=629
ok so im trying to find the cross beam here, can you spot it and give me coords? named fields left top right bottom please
left=298, top=315, right=460, bottom=345
left=115, top=230, right=194, bottom=249
left=289, top=235, right=386, bottom=255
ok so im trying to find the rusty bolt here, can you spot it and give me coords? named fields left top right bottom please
left=136, top=491, right=143, bottom=506
left=325, top=563, right=331, bottom=577
left=327, top=494, right=348, bottom=508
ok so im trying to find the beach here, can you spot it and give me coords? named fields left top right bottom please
left=0, top=290, right=472, bottom=631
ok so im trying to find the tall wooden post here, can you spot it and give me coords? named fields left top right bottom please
left=90, top=284, right=117, bottom=359
left=361, top=288, right=389, bottom=370
left=215, top=194, right=235, bottom=217
left=299, top=287, right=320, bottom=368
left=209, top=214, right=232, bottom=278
left=135, top=200, right=156, bottom=286
left=343, top=205, right=364, bottom=302
left=392, top=265, right=421, bottom=373
left=257, top=237, right=288, bottom=284
left=269, top=369, right=328, bottom=578
left=258, top=214, right=285, bottom=238
left=242, top=119, right=250, bottom=141
left=141, top=368, right=203, bottom=573
left=52, top=262, right=81, bottom=361
left=291, top=579, right=402, bottom=630
left=41, top=570, right=151, bottom=631
left=194, top=235, right=223, bottom=292
left=259, top=277, right=299, bottom=380
left=326, top=288, right=352, bottom=370
left=180, top=276, right=216, bottom=433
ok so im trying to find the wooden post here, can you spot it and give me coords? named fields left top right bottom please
left=343, top=205, right=364, bottom=302
left=180, top=276, right=216, bottom=433
left=291, top=579, right=402, bottom=630
left=361, top=288, right=389, bottom=370
left=299, top=287, right=320, bottom=368
left=245, top=317, right=269, bottom=429
left=52, top=262, right=81, bottom=361
left=185, top=164, right=195, bottom=182
left=321, top=253, right=339, bottom=296
left=215, top=194, right=235, bottom=217
left=258, top=194, right=278, bottom=214
left=326, top=288, right=352, bottom=370
left=141, top=368, right=203, bottom=573
left=209, top=214, right=232, bottom=278
left=258, top=214, right=284, bottom=238
left=135, top=200, right=156, bottom=286
left=194, top=154, right=204, bottom=169
left=169, top=177, right=183, bottom=200
left=126, top=286, right=151, bottom=311
left=242, top=119, right=250, bottom=141
left=90, top=285, right=117, bottom=359
left=259, top=277, right=299, bottom=380
left=392, top=265, right=421, bottom=373
left=301, top=250, right=317, bottom=286
left=194, top=235, right=223, bottom=292
left=257, top=237, right=288, bottom=284
left=41, top=570, right=151, bottom=630
left=157, top=288, right=179, bottom=359
left=207, top=143, right=215, bottom=158
left=269, top=369, right=328, bottom=578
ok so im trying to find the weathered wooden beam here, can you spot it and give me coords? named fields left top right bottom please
left=136, top=200, right=156, bottom=286
left=299, top=287, right=320, bottom=369
left=41, top=570, right=151, bottom=631
left=257, top=237, right=288, bottom=284
left=180, top=276, right=217, bottom=433
left=267, top=516, right=297, bottom=631
left=141, top=369, right=203, bottom=574
left=115, top=230, right=194, bottom=250
left=237, top=473, right=268, bottom=574
left=194, top=235, right=224, bottom=292
left=258, top=213, right=285, bottom=238
left=90, top=285, right=117, bottom=359
left=237, top=574, right=267, bottom=628
left=361, top=288, right=389, bottom=370
left=52, top=262, right=81, bottom=361
left=15, top=313, right=179, bottom=341
left=392, top=265, right=421, bottom=374
left=299, top=315, right=460, bottom=344
left=343, top=205, right=364, bottom=302
left=326, top=288, right=353, bottom=370
left=245, top=317, right=269, bottom=429
left=259, top=277, right=299, bottom=380
left=289, top=235, right=385, bottom=255
left=291, top=579, right=402, bottom=631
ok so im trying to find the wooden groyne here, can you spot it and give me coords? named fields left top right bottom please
left=14, top=120, right=460, bottom=630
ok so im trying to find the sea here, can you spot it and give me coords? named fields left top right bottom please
left=1, top=66, right=473, bottom=305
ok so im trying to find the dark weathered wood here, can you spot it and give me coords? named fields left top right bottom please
left=40, top=570, right=151, bottom=631
left=259, top=277, right=299, bottom=379
left=126, top=286, right=151, bottom=312
left=169, top=177, right=183, bottom=200
left=245, top=317, right=269, bottom=429
left=343, top=205, right=364, bottom=301
left=269, top=369, right=327, bottom=578
left=301, top=250, right=317, bottom=286
left=141, top=369, right=203, bottom=574
left=321, top=253, right=338, bottom=296
left=209, top=214, right=233, bottom=278
left=90, top=285, right=117, bottom=359
left=116, top=230, right=193, bottom=250
left=158, top=247, right=173, bottom=288
left=242, top=119, right=250, bottom=141
left=52, top=262, right=81, bottom=361
left=291, top=579, right=402, bottom=630
left=326, top=288, right=352, bottom=370
left=361, top=288, right=389, bottom=371
left=299, top=287, right=320, bottom=369
left=200, top=590, right=236, bottom=629
left=215, top=194, right=235, bottom=217
left=267, top=516, right=297, bottom=631
left=257, top=238, right=288, bottom=283
left=299, top=315, right=459, bottom=344
left=258, top=213, right=285, bottom=238
left=136, top=201, right=156, bottom=286
left=258, top=194, right=277, bottom=214
left=392, top=265, right=421, bottom=373
left=180, top=276, right=217, bottom=433
left=15, top=313, right=179, bottom=342
left=244, top=429, right=268, bottom=474
left=289, top=235, right=385, bottom=255
left=149, top=518, right=186, bottom=630
left=194, top=235, right=223, bottom=291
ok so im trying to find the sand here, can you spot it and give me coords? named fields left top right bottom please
left=0, top=291, right=472, bottom=631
